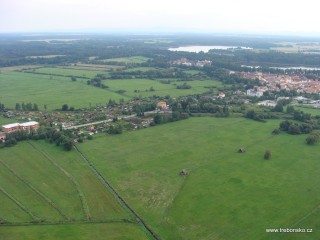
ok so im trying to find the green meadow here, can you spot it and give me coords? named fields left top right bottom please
left=28, top=67, right=107, bottom=79
left=0, top=70, right=223, bottom=110
left=100, top=56, right=150, bottom=64
left=78, top=117, right=320, bottom=240
left=293, top=106, right=320, bottom=116
left=0, top=72, right=128, bottom=110
left=0, top=141, right=148, bottom=240
left=104, top=78, right=224, bottom=98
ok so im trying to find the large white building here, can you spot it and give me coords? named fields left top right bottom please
left=2, top=121, right=39, bottom=134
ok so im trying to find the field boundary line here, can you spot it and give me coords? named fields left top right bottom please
left=28, top=142, right=91, bottom=221
left=73, top=145, right=161, bottom=240
left=289, top=203, right=320, bottom=228
left=0, top=219, right=137, bottom=227
left=0, top=185, right=39, bottom=221
left=0, top=160, right=69, bottom=221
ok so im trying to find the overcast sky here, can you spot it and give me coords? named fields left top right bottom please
left=1, top=0, right=320, bottom=34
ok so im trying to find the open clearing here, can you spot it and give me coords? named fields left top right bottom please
left=104, top=78, right=224, bottom=98
left=79, top=117, right=320, bottom=240
left=0, top=71, right=223, bottom=110
left=26, top=67, right=108, bottom=79
left=0, top=72, right=128, bottom=110
left=100, top=56, right=150, bottom=64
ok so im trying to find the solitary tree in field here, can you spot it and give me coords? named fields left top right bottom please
left=71, top=76, right=77, bottom=81
left=264, top=150, right=271, bottom=160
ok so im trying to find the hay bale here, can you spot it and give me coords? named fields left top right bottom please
left=238, top=148, right=246, bottom=153
left=179, top=169, right=188, bottom=176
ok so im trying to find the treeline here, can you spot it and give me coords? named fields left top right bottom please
left=15, top=102, right=39, bottom=111
left=176, top=83, right=192, bottom=89
left=109, top=69, right=191, bottom=80
left=245, top=110, right=280, bottom=122
left=203, top=66, right=260, bottom=87
left=153, top=111, right=189, bottom=125
left=207, top=50, right=320, bottom=68
left=0, top=103, right=5, bottom=111
left=279, top=120, right=314, bottom=135
left=170, top=96, right=230, bottom=116
left=1, top=127, right=74, bottom=151
left=132, top=103, right=156, bottom=116
left=87, top=74, right=109, bottom=88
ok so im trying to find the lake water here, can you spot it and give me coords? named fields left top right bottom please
left=168, top=45, right=252, bottom=53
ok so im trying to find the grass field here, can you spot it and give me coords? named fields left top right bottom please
left=0, top=65, right=41, bottom=73
left=27, top=67, right=108, bottom=79
left=104, top=78, right=224, bottom=98
left=61, top=64, right=124, bottom=71
left=123, top=67, right=158, bottom=72
left=100, top=56, right=150, bottom=64
left=78, top=117, right=320, bottom=240
left=293, top=106, right=320, bottom=116
left=0, top=141, right=149, bottom=240
left=0, top=72, right=129, bottom=110
left=0, top=70, right=224, bottom=110
left=0, top=223, right=148, bottom=240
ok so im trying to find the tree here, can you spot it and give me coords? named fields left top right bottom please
left=15, top=103, right=21, bottom=111
left=154, top=114, right=162, bottom=124
left=33, top=103, right=39, bottom=111
left=71, top=76, right=77, bottom=82
left=264, top=150, right=271, bottom=160
left=63, top=140, right=73, bottom=151
left=273, top=103, right=283, bottom=112
left=306, top=135, right=318, bottom=145
left=62, top=104, right=69, bottom=111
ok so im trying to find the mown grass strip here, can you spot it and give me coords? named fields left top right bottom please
left=28, top=142, right=91, bottom=221
left=0, top=160, right=69, bottom=221
left=73, top=145, right=160, bottom=240
left=0, top=186, right=39, bottom=221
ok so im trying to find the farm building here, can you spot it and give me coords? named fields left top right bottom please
left=19, top=121, right=39, bottom=132
left=2, top=121, right=39, bottom=133
left=2, top=123, right=20, bottom=133
left=157, top=101, right=167, bottom=109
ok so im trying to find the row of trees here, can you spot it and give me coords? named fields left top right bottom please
left=61, top=104, right=75, bottom=111
left=87, top=74, right=109, bottom=89
left=0, top=103, right=5, bottom=111
left=15, top=102, right=39, bottom=111
left=170, top=96, right=229, bottom=116
left=153, top=111, right=189, bottom=125
left=2, top=128, right=74, bottom=151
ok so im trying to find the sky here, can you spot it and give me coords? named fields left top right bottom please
left=1, top=0, right=320, bottom=35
